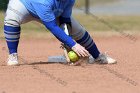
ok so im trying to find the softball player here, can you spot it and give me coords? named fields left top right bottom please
left=4, top=0, right=117, bottom=65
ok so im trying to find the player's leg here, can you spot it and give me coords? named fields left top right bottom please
left=70, top=17, right=117, bottom=64
left=4, top=0, right=32, bottom=65
left=70, top=17, right=100, bottom=59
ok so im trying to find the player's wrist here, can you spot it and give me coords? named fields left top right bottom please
left=69, top=41, right=76, bottom=48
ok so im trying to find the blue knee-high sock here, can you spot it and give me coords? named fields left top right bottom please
left=4, top=25, right=20, bottom=54
left=76, top=31, right=100, bottom=59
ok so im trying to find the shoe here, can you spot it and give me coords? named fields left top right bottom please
left=95, top=53, right=117, bottom=64
left=7, top=53, right=19, bottom=66
left=88, top=55, right=95, bottom=64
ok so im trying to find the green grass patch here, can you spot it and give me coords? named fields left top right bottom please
left=0, top=11, right=140, bottom=38
left=74, top=14, right=140, bottom=31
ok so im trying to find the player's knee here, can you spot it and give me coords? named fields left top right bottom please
left=70, top=17, right=87, bottom=41
left=71, top=28, right=86, bottom=41
left=4, top=15, right=21, bottom=27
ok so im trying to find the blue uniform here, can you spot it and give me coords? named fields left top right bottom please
left=20, top=0, right=75, bottom=22
left=19, top=0, right=76, bottom=48
left=4, top=0, right=100, bottom=59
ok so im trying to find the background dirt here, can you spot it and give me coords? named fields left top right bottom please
left=0, top=34, right=140, bottom=93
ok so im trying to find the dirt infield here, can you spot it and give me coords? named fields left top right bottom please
left=0, top=34, right=140, bottom=93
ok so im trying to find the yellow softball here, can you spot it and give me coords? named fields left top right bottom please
left=68, top=51, right=79, bottom=62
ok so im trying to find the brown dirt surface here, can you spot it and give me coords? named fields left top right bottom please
left=0, top=33, right=140, bottom=93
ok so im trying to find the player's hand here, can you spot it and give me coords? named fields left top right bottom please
left=72, top=43, right=90, bottom=57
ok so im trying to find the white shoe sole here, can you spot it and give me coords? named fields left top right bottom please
left=107, top=61, right=117, bottom=64
left=7, top=61, right=19, bottom=66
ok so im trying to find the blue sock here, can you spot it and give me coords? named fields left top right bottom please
left=76, top=31, right=100, bottom=59
left=4, top=25, right=20, bottom=54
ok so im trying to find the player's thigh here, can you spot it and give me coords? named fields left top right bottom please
left=4, top=0, right=33, bottom=26
left=70, top=17, right=86, bottom=41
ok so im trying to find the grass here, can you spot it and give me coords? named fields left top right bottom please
left=0, top=11, right=140, bottom=38
left=20, top=15, right=140, bottom=32
left=74, top=14, right=140, bottom=32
